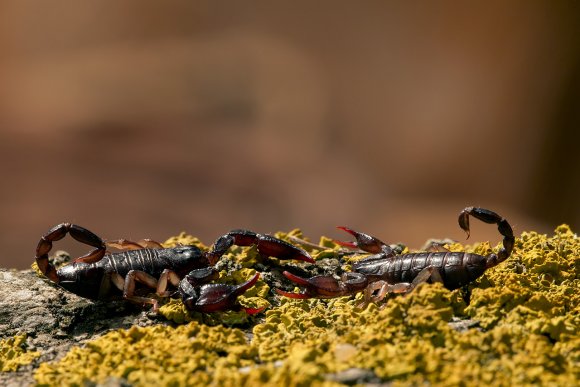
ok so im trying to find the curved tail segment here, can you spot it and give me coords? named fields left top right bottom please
left=35, top=223, right=107, bottom=283
left=458, top=207, right=515, bottom=269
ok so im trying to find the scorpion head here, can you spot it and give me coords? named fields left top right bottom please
left=158, top=245, right=209, bottom=277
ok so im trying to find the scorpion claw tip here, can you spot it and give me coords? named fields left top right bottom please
left=334, top=239, right=358, bottom=249
left=336, top=226, right=356, bottom=235
left=300, top=254, right=316, bottom=264
left=275, top=288, right=311, bottom=299
left=236, top=272, right=261, bottom=294
left=282, top=271, right=310, bottom=286
left=335, top=227, right=359, bottom=249
left=243, top=305, right=267, bottom=315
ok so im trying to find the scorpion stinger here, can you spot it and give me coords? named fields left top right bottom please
left=458, top=206, right=515, bottom=269
left=279, top=207, right=516, bottom=303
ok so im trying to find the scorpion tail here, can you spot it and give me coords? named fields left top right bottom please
left=35, top=253, right=59, bottom=283
left=35, top=224, right=70, bottom=283
left=458, top=207, right=515, bottom=268
left=35, top=223, right=107, bottom=283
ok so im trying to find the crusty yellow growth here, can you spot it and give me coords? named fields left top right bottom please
left=35, top=226, right=580, bottom=386
left=0, top=335, right=40, bottom=372
left=35, top=324, right=256, bottom=386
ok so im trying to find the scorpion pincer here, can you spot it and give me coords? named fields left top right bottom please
left=35, top=225, right=314, bottom=313
left=277, top=207, right=514, bottom=304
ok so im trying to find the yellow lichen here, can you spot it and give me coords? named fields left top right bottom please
left=35, top=324, right=256, bottom=386
left=35, top=226, right=580, bottom=386
left=0, top=335, right=40, bottom=372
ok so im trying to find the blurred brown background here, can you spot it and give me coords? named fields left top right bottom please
left=1, top=1, right=579, bottom=269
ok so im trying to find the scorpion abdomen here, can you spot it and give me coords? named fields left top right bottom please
left=436, top=252, right=488, bottom=290
left=354, top=252, right=487, bottom=290
left=99, top=246, right=205, bottom=278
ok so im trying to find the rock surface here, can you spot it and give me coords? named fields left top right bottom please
left=2, top=226, right=578, bottom=386
left=0, top=269, right=160, bottom=386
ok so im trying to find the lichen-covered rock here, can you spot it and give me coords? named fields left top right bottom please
left=0, top=335, right=39, bottom=372
left=0, top=265, right=167, bottom=385
left=35, top=323, right=257, bottom=386
left=2, top=225, right=579, bottom=386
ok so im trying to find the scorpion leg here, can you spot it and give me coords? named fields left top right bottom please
left=156, top=269, right=182, bottom=297
left=106, top=239, right=165, bottom=250
left=399, top=266, right=444, bottom=296
left=355, top=281, right=410, bottom=308
left=458, top=206, right=515, bottom=267
left=116, top=269, right=181, bottom=311
left=276, top=271, right=368, bottom=299
left=205, top=230, right=314, bottom=265
left=335, top=227, right=395, bottom=256
left=422, top=239, right=454, bottom=252
left=181, top=272, right=263, bottom=313
left=36, top=223, right=106, bottom=282
left=68, top=225, right=107, bottom=263
left=362, top=266, right=443, bottom=307
left=143, top=266, right=219, bottom=311
left=119, top=270, right=162, bottom=310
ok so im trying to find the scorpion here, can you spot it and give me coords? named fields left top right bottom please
left=276, top=207, right=515, bottom=304
left=35, top=224, right=314, bottom=313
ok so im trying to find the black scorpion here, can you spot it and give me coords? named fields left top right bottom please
left=276, top=207, right=514, bottom=303
left=35, top=225, right=313, bottom=313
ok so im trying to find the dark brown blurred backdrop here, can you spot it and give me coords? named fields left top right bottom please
left=1, top=1, right=579, bottom=269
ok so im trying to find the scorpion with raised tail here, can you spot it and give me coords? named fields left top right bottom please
left=276, top=207, right=515, bottom=304
left=35, top=225, right=314, bottom=313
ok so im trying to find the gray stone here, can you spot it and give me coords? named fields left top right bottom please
left=0, top=269, right=162, bottom=386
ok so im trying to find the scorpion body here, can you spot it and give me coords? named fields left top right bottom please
left=54, top=245, right=206, bottom=300
left=278, top=207, right=515, bottom=302
left=35, top=224, right=313, bottom=313
left=351, top=251, right=489, bottom=291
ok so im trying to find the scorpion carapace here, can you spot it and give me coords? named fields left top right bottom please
left=35, top=225, right=314, bottom=313
left=277, top=207, right=515, bottom=304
